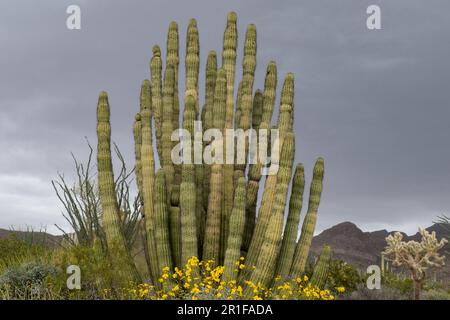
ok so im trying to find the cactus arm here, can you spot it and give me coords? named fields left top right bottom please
left=203, top=68, right=226, bottom=262
left=150, top=45, right=163, bottom=160
left=290, top=157, right=325, bottom=277
left=96, top=91, right=140, bottom=283
left=154, top=169, right=173, bottom=273
left=223, top=175, right=246, bottom=282
left=310, top=245, right=331, bottom=288
left=180, top=95, right=198, bottom=265
left=275, top=163, right=305, bottom=279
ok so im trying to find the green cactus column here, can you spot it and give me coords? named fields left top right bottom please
left=150, top=46, right=163, bottom=161
left=311, top=245, right=331, bottom=288
left=244, top=133, right=294, bottom=293
left=154, top=169, right=173, bottom=272
left=202, top=51, right=217, bottom=212
left=234, top=24, right=257, bottom=177
left=221, top=12, right=238, bottom=263
left=290, top=158, right=325, bottom=277
left=180, top=95, right=198, bottom=265
left=161, top=65, right=175, bottom=200
left=203, top=68, right=226, bottom=263
left=139, top=80, right=160, bottom=283
left=242, top=62, right=277, bottom=253
left=167, top=21, right=180, bottom=130
left=223, top=175, right=246, bottom=282
left=275, top=164, right=305, bottom=279
left=96, top=91, right=139, bottom=283
left=169, top=206, right=181, bottom=267
left=133, top=113, right=143, bottom=199
left=243, top=73, right=294, bottom=280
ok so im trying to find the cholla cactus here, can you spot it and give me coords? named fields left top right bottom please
left=383, top=229, right=447, bottom=300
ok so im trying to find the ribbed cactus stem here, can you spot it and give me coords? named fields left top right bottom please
left=139, top=80, right=160, bottom=283
left=261, top=62, right=277, bottom=125
left=245, top=209, right=283, bottom=295
left=203, top=68, right=226, bottom=262
left=223, top=175, right=246, bottom=282
left=251, top=90, right=263, bottom=131
left=180, top=95, right=198, bottom=265
left=241, top=123, right=267, bottom=253
left=244, top=133, right=294, bottom=292
left=167, top=21, right=180, bottom=131
left=154, top=169, right=173, bottom=273
left=290, top=157, right=325, bottom=277
left=242, top=63, right=277, bottom=252
left=311, top=245, right=331, bottom=288
left=202, top=51, right=217, bottom=212
left=133, top=113, right=143, bottom=199
left=243, top=73, right=294, bottom=280
left=185, top=19, right=200, bottom=114
left=167, top=21, right=182, bottom=208
left=150, top=45, right=163, bottom=160
left=235, top=24, right=257, bottom=172
left=221, top=12, right=239, bottom=264
left=161, top=65, right=175, bottom=199
left=275, top=163, right=305, bottom=279
left=169, top=206, right=181, bottom=267
left=96, top=91, right=139, bottom=282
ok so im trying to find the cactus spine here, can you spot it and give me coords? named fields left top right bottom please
left=275, top=164, right=305, bottom=279
left=223, top=175, right=246, bottom=282
left=310, top=245, right=331, bottom=288
left=96, top=91, right=139, bottom=282
left=290, top=157, right=325, bottom=277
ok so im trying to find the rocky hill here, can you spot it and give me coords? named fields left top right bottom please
left=311, top=221, right=450, bottom=279
left=0, top=228, right=62, bottom=248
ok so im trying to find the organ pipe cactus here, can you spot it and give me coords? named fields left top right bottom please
left=221, top=12, right=238, bottom=263
left=244, top=133, right=295, bottom=292
left=154, top=169, right=173, bottom=273
left=96, top=92, right=140, bottom=283
left=180, top=95, right=198, bottom=265
left=275, top=164, right=305, bottom=279
left=223, top=175, right=246, bottom=282
left=243, top=73, right=294, bottom=280
left=310, top=245, right=332, bottom=288
left=92, top=12, right=326, bottom=290
left=290, top=157, right=325, bottom=277
left=203, top=68, right=227, bottom=262
left=139, top=80, right=159, bottom=282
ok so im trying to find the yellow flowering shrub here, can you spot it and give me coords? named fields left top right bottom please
left=121, top=257, right=340, bottom=300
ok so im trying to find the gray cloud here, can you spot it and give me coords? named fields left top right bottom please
left=0, top=0, right=449, bottom=235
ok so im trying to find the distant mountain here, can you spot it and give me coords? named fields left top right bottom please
left=311, top=221, right=450, bottom=278
left=0, top=228, right=62, bottom=248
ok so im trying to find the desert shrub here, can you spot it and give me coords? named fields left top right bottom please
left=345, top=283, right=411, bottom=300
left=51, top=244, right=123, bottom=298
left=382, top=272, right=414, bottom=295
left=0, top=262, right=61, bottom=299
left=421, top=288, right=450, bottom=300
left=0, top=235, right=51, bottom=273
left=326, top=259, right=363, bottom=294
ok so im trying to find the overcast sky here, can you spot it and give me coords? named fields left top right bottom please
left=0, top=0, right=449, bottom=235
